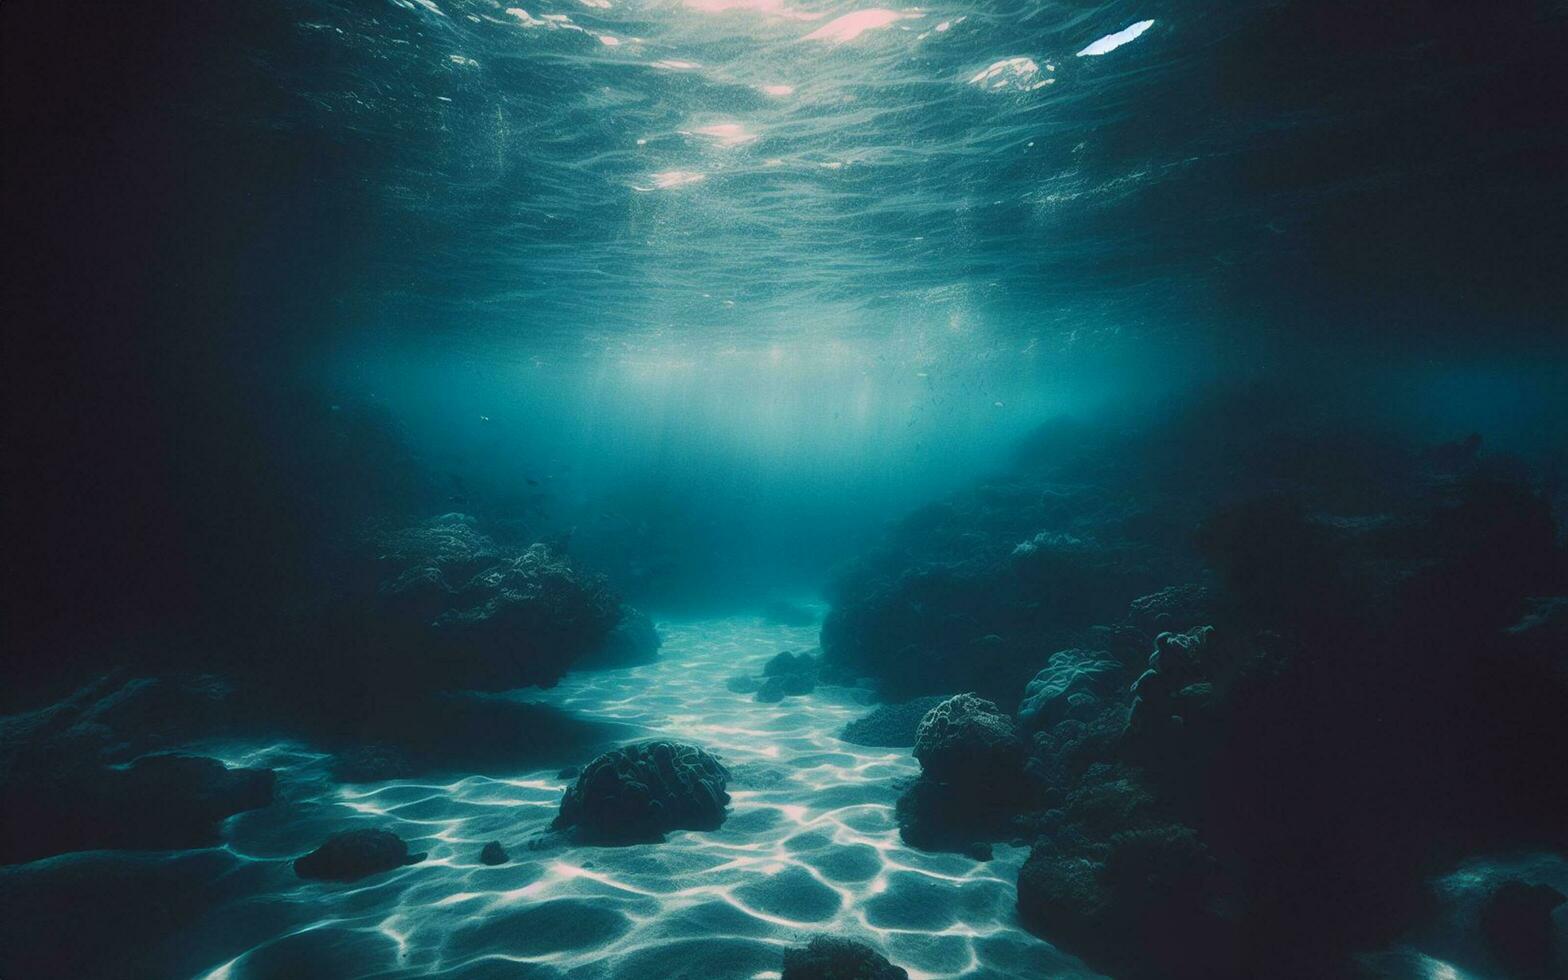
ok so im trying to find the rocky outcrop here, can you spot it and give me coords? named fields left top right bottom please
left=294, top=829, right=425, bottom=882
left=295, top=515, right=651, bottom=706
left=781, top=936, right=908, bottom=980
left=2, top=749, right=274, bottom=865
left=897, top=694, right=1034, bottom=855
left=913, top=693, right=1026, bottom=786
left=554, top=741, right=731, bottom=844
left=756, top=651, right=820, bottom=703
left=479, top=841, right=509, bottom=866
left=723, top=651, right=821, bottom=703
left=1017, top=825, right=1240, bottom=980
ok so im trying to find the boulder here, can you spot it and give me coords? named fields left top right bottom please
left=479, top=841, right=509, bottom=866
left=1, top=752, right=274, bottom=864
left=554, top=741, right=730, bottom=844
left=1017, top=825, right=1239, bottom=980
left=294, top=829, right=424, bottom=882
left=781, top=936, right=908, bottom=980
left=913, top=694, right=1025, bottom=787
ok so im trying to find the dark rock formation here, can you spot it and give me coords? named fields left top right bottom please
left=479, top=841, right=509, bottom=866
left=579, top=606, right=663, bottom=668
left=1, top=750, right=274, bottom=865
left=838, top=697, right=946, bottom=747
left=823, top=405, right=1568, bottom=976
left=725, top=651, right=820, bottom=703
left=294, top=829, right=425, bottom=882
left=781, top=936, right=908, bottom=980
left=1127, top=585, right=1213, bottom=637
left=896, top=694, right=1034, bottom=855
left=554, top=741, right=731, bottom=844
left=1479, top=880, right=1566, bottom=979
left=1017, top=649, right=1124, bottom=733
left=1017, top=825, right=1240, bottom=980
left=291, top=516, right=647, bottom=709
left=912, top=693, right=1025, bottom=786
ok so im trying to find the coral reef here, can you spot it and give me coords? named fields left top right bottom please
left=479, top=841, right=509, bottom=866
left=1017, top=649, right=1125, bottom=733
left=823, top=408, right=1568, bottom=977
left=895, top=694, right=1035, bottom=856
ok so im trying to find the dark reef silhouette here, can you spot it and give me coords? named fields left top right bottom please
left=821, top=398, right=1568, bottom=977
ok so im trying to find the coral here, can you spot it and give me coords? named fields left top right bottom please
left=554, top=741, right=731, bottom=844
left=838, top=697, right=946, bottom=748
left=1017, top=649, right=1124, bottom=732
left=913, top=694, right=1025, bottom=787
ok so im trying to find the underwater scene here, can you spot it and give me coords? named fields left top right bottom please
left=4, top=1, right=1567, bottom=978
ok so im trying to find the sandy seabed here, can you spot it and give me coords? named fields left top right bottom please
left=195, top=616, right=1097, bottom=980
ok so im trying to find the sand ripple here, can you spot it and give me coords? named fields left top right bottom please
left=198, top=616, right=1096, bottom=979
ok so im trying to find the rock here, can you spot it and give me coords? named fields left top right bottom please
left=423, top=543, right=622, bottom=690
left=1017, top=649, right=1124, bottom=732
left=725, top=675, right=761, bottom=694
left=1124, top=627, right=1217, bottom=743
left=780, top=936, right=908, bottom=980
left=838, top=697, right=947, bottom=748
left=756, top=672, right=815, bottom=703
left=294, top=829, right=425, bottom=882
left=554, top=741, right=731, bottom=844
left=1017, top=825, right=1239, bottom=979
left=306, top=527, right=633, bottom=701
left=580, top=606, right=662, bottom=668
left=913, top=694, right=1025, bottom=787
left=1, top=752, right=274, bottom=864
left=479, top=841, right=509, bottom=866
left=895, top=694, right=1034, bottom=854
left=763, top=651, right=818, bottom=678
left=1480, top=880, right=1566, bottom=978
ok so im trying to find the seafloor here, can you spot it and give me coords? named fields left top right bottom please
left=135, top=616, right=1091, bottom=980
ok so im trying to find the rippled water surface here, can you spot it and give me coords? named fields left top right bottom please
left=202, top=616, right=1095, bottom=979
